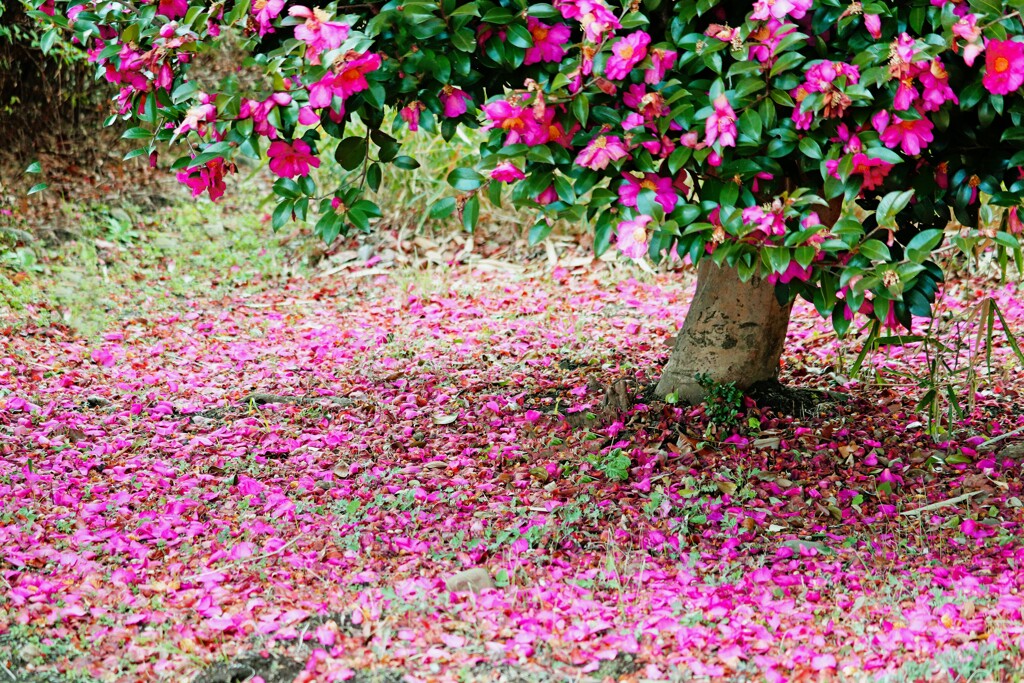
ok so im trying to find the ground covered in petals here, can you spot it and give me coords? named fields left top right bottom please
left=2, top=203, right=1024, bottom=683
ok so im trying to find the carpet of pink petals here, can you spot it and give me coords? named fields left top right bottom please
left=2, top=257, right=1023, bottom=682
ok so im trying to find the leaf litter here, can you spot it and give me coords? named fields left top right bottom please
left=1, top=244, right=1024, bottom=682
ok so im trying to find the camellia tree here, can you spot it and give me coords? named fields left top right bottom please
left=26, top=0, right=1024, bottom=402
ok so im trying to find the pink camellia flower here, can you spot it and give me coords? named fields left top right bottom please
left=616, top=215, right=653, bottom=260
left=618, top=173, right=678, bottom=213
left=174, top=98, right=217, bottom=137
left=557, top=0, right=620, bottom=43
left=289, top=5, right=349, bottom=64
left=767, top=259, right=813, bottom=285
left=439, top=86, right=472, bottom=117
left=176, top=157, right=228, bottom=201
left=267, top=139, right=321, bottom=178
left=574, top=134, right=630, bottom=170
left=742, top=204, right=786, bottom=237
left=918, top=59, right=958, bottom=111
left=880, top=115, right=934, bottom=155
left=399, top=102, right=421, bottom=131
left=704, top=95, right=737, bottom=148
left=1008, top=206, right=1023, bottom=235
left=982, top=40, right=1024, bottom=95
left=156, top=0, right=188, bottom=19
left=307, top=52, right=382, bottom=107
left=605, top=31, right=651, bottom=80
left=953, top=14, right=984, bottom=66
left=481, top=100, right=547, bottom=145
left=490, top=162, right=525, bottom=183
left=864, top=14, right=881, bottom=39
left=524, top=18, right=571, bottom=65
left=535, top=185, right=558, bottom=205
left=251, top=0, right=285, bottom=36
left=645, top=48, right=677, bottom=84
left=751, top=0, right=811, bottom=21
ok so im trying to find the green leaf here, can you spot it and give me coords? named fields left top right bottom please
left=859, top=239, right=892, bottom=262
left=430, top=197, right=457, bottom=219
left=39, top=28, right=57, bottom=55
left=905, top=229, right=944, bottom=262
left=272, top=200, right=294, bottom=231
left=529, top=220, right=553, bottom=245
left=25, top=161, right=42, bottom=174
left=393, top=155, right=420, bottom=170
left=447, top=167, right=483, bottom=191
left=798, top=137, right=822, bottom=160
left=27, top=182, right=48, bottom=195
left=122, top=127, right=151, bottom=140
left=462, top=195, right=480, bottom=231
left=335, top=136, right=367, bottom=171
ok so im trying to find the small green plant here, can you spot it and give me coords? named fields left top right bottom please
left=586, top=448, right=631, bottom=482
left=695, top=373, right=745, bottom=431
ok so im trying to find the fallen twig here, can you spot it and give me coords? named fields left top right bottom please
left=978, top=426, right=1024, bottom=450
left=900, top=491, right=983, bottom=517
left=241, top=393, right=354, bottom=407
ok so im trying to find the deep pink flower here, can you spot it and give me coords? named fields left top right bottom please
left=535, top=185, right=558, bottom=205
left=704, top=95, right=737, bottom=148
left=481, top=100, right=547, bottom=145
left=440, top=86, right=472, bottom=117
left=742, top=204, right=786, bottom=237
left=1008, top=206, right=1023, bottom=235
left=918, top=59, right=957, bottom=111
left=490, top=162, right=525, bottom=182
left=880, top=116, right=934, bottom=155
left=953, top=14, right=984, bottom=66
left=864, top=14, right=881, bottom=39
left=289, top=5, right=349, bottom=64
left=267, top=139, right=321, bottom=178
left=616, top=215, right=652, bottom=260
left=176, top=157, right=228, bottom=201
left=605, top=32, right=651, bottom=80
left=308, top=53, right=381, bottom=107
left=174, top=101, right=217, bottom=137
left=251, top=0, right=285, bottom=36
left=645, top=48, right=677, bottom=84
left=557, top=0, right=620, bottom=43
left=156, top=0, right=188, bottom=19
left=618, top=173, right=678, bottom=213
left=751, top=0, right=811, bottom=21
left=574, top=135, right=630, bottom=169
left=982, top=40, right=1024, bottom=95
left=767, top=259, right=813, bottom=285
left=524, top=18, right=571, bottom=65
left=400, top=102, right=421, bottom=131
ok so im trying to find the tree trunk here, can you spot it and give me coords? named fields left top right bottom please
left=655, top=260, right=792, bottom=404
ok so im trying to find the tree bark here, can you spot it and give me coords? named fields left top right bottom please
left=655, top=260, right=792, bottom=404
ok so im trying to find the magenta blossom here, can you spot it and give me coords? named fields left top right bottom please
left=176, top=157, right=228, bottom=201
left=490, top=162, right=526, bottom=183
left=400, top=102, right=422, bottom=131
left=880, top=116, right=934, bottom=155
left=751, top=0, right=811, bottom=21
left=982, top=40, right=1024, bottom=95
left=267, top=139, right=321, bottom=178
left=704, top=95, right=737, bottom=148
left=616, top=215, right=652, bottom=260
left=440, top=86, right=472, bottom=117
left=605, top=32, right=651, bottom=80
left=864, top=14, right=881, bottom=39
left=645, top=48, right=677, bottom=84
left=524, top=18, right=571, bottom=65
left=557, top=0, right=620, bottom=43
left=618, top=173, right=678, bottom=214
left=156, top=0, right=187, bottom=18
left=481, top=100, right=547, bottom=145
left=308, top=53, right=382, bottom=107
left=251, top=0, right=285, bottom=36
left=575, top=135, right=630, bottom=170
left=289, top=5, right=349, bottom=64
